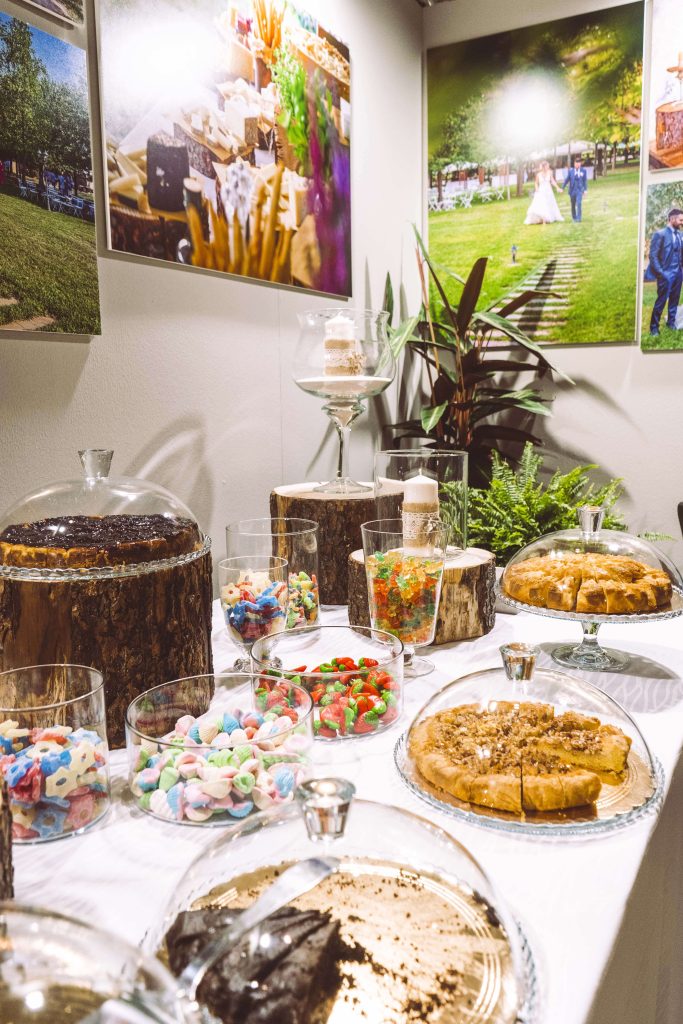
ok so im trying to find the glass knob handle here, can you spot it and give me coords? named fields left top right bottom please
left=296, top=778, right=356, bottom=841
left=500, top=642, right=539, bottom=681
left=79, top=449, right=114, bottom=480
left=578, top=504, right=605, bottom=540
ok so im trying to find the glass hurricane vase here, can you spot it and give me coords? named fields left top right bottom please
left=293, top=308, right=395, bottom=495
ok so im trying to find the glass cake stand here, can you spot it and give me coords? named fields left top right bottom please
left=395, top=643, right=664, bottom=840
left=496, top=588, right=683, bottom=672
left=498, top=505, right=683, bottom=672
left=150, top=779, right=538, bottom=1023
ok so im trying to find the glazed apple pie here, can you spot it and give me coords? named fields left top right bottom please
left=409, top=700, right=632, bottom=813
left=503, top=552, right=672, bottom=615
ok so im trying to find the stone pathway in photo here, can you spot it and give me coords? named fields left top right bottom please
left=490, top=244, right=586, bottom=343
left=0, top=298, right=18, bottom=308
left=0, top=315, right=55, bottom=332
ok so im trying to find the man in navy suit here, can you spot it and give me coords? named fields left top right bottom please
left=647, top=208, right=683, bottom=336
left=562, top=156, right=588, bottom=222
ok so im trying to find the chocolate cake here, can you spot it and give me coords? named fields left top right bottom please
left=0, top=514, right=201, bottom=569
left=166, top=906, right=350, bottom=1024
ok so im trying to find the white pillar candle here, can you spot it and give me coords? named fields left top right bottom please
left=403, top=472, right=439, bottom=507
left=324, top=312, right=356, bottom=340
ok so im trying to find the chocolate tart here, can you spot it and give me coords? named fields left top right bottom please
left=0, top=514, right=201, bottom=569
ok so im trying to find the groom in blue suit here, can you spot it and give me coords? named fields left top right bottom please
left=562, top=156, right=588, bottom=222
left=647, top=208, right=683, bottom=336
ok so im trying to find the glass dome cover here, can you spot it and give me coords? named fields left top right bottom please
left=150, top=780, right=537, bottom=1024
left=395, top=643, right=663, bottom=838
left=501, top=504, right=683, bottom=609
left=498, top=506, right=683, bottom=672
left=0, top=450, right=209, bottom=581
left=0, top=902, right=196, bottom=1022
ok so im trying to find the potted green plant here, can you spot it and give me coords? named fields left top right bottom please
left=386, top=231, right=573, bottom=486
left=441, top=443, right=626, bottom=568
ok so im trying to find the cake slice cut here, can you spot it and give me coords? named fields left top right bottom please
left=530, top=711, right=631, bottom=774
left=576, top=578, right=608, bottom=614
left=166, top=905, right=349, bottom=1024
left=521, top=755, right=602, bottom=811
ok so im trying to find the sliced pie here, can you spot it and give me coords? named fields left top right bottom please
left=410, top=701, right=632, bottom=815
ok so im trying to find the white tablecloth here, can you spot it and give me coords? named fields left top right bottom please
left=14, top=602, right=683, bottom=1024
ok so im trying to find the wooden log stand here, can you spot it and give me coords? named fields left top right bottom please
left=0, top=776, right=13, bottom=900
left=348, top=547, right=496, bottom=644
left=270, top=484, right=401, bottom=606
left=0, top=551, right=214, bottom=749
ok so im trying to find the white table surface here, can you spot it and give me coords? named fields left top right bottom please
left=14, top=601, right=683, bottom=1024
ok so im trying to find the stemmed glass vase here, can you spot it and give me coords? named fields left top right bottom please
left=293, top=309, right=395, bottom=495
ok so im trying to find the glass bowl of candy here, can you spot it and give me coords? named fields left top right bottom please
left=251, top=625, right=404, bottom=740
left=125, top=672, right=314, bottom=826
left=0, top=664, right=110, bottom=844
left=0, top=903, right=196, bottom=1022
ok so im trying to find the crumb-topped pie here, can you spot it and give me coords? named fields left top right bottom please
left=409, top=700, right=632, bottom=813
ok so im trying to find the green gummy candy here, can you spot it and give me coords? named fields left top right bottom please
left=159, top=767, right=179, bottom=792
left=233, top=772, right=255, bottom=795
left=138, top=792, right=153, bottom=811
left=135, top=748, right=150, bottom=771
left=234, top=745, right=253, bottom=764
left=208, top=750, right=233, bottom=767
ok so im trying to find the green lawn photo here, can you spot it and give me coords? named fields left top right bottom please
left=0, top=185, right=100, bottom=335
left=429, top=166, right=640, bottom=345
left=0, top=12, right=100, bottom=335
left=641, top=285, right=683, bottom=351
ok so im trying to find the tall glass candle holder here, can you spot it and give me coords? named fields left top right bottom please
left=374, top=449, right=468, bottom=552
left=293, top=309, right=395, bottom=495
left=361, top=519, right=449, bottom=678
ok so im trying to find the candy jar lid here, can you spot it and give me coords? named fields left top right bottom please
left=151, top=779, right=533, bottom=1023
left=0, top=902, right=195, bottom=1021
left=396, top=643, right=662, bottom=837
left=0, top=450, right=208, bottom=580
left=500, top=505, right=683, bottom=615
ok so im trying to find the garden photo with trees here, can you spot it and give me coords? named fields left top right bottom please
left=427, top=2, right=644, bottom=345
left=0, top=11, right=100, bottom=334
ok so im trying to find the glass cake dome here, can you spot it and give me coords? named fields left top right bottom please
left=0, top=449, right=208, bottom=580
left=149, top=779, right=537, bottom=1024
left=395, top=642, right=663, bottom=839
left=498, top=505, right=683, bottom=671
left=0, top=903, right=197, bottom=1022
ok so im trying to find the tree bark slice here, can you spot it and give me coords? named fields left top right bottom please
left=348, top=547, right=496, bottom=644
left=0, top=777, right=13, bottom=899
left=270, top=485, right=400, bottom=606
left=0, top=552, right=214, bottom=748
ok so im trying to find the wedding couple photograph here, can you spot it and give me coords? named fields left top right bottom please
left=427, top=2, right=643, bottom=346
left=642, top=180, right=683, bottom=351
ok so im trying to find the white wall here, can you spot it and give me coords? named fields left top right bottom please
left=423, top=0, right=683, bottom=569
left=0, top=0, right=423, bottom=565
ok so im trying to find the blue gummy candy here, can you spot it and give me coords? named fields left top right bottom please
left=5, top=758, right=31, bottom=788
left=33, top=805, right=68, bottom=839
left=227, top=799, right=254, bottom=819
left=188, top=725, right=201, bottom=744
left=40, top=793, right=71, bottom=809
left=40, top=750, right=72, bottom=777
left=222, top=714, right=240, bottom=735
left=0, top=736, right=15, bottom=755
left=273, top=767, right=295, bottom=798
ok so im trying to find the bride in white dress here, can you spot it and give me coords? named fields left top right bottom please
left=524, top=161, right=564, bottom=225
